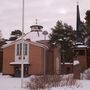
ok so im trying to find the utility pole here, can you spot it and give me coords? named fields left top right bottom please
left=21, top=0, right=24, bottom=88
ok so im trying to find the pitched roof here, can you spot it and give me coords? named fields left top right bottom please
left=17, top=31, right=49, bottom=42
left=2, top=39, right=48, bottom=49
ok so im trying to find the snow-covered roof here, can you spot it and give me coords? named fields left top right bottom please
left=2, top=41, right=15, bottom=48
left=6, top=41, right=14, bottom=44
left=76, top=42, right=83, bottom=45
left=2, top=39, right=48, bottom=49
left=77, top=45, right=87, bottom=48
left=18, top=31, right=49, bottom=42
left=61, top=63, right=73, bottom=64
left=73, top=60, right=79, bottom=66
left=2, top=30, right=49, bottom=49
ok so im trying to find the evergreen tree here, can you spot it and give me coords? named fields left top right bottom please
left=49, top=21, right=75, bottom=63
left=9, top=30, right=22, bottom=41
left=85, top=10, right=90, bottom=47
left=85, top=10, right=90, bottom=67
left=0, top=39, right=6, bottom=72
left=85, top=10, right=90, bottom=34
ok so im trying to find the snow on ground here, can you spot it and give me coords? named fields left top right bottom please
left=51, top=80, right=90, bottom=90
left=0, top=73, right=27, bottom=90
left=0, top=73, right=90, bottom=90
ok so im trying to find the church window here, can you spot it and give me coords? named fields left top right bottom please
left=23, top=44, right=27, bottom=55
left=17, top=43, right=27, bottom=56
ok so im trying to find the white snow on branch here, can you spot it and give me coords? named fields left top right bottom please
left=73, top=60, right=79, bottom=65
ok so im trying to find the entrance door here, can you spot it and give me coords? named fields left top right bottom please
left=14, top=65, right=21, bottom=77
left=14, top=64, right=29, bottom=77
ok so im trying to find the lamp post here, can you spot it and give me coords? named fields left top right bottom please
left=21, top=0, right=24, bottom=88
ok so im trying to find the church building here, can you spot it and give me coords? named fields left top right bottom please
left=2, top=22, right=61, bottom=77
left=1, top=4, right=89, bottom=77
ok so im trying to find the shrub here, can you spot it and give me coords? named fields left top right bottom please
left=26, top=74, right=79, bottom=90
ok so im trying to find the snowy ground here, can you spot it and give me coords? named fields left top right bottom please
left=0, top=73, right=27, bottom=90
left=0, top=73, right=90, bottom=90
left=51, top=80, right=90, bottom=90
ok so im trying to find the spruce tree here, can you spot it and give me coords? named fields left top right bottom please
left=85, top=10, right=90, bottom=34
left=49, top=21, right=75, bottom=63
left=85, top=10, right=90, bottom=67
left=85, top=10, right=90, bottom=47
left=9, top=30, right=22, bottom=41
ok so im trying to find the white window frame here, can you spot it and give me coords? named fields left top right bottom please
left=15, top=41, right=29, bottom=62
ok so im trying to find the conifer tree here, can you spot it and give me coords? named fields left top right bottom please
left=49, top=21, right=75, bottom=63
left=85, top=10, right=90, bottom=34
left=9, top=30, right=22, bottom=41
left=85, top=10, right=90, bottom=47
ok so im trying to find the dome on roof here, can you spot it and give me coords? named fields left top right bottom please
left=23, top=31, right=49, bottom=42
left=30, top=25, right=43, bottom=32
left=18, top=20, right=49, bottom=42
left=30, top=19, right=43, bottom=32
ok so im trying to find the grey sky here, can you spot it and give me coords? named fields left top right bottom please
left=0, top=0, right=90, bottom=39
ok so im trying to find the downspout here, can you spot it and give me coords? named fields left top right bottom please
left=44, top=48, right=46, bottom=75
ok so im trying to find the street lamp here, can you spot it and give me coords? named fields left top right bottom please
left=21, top=0, right=24, bottom=88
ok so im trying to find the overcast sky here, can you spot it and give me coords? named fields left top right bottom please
left=0, top=0, right=90, bottom=39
